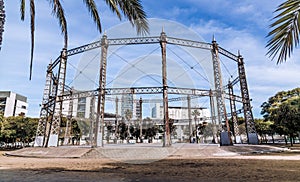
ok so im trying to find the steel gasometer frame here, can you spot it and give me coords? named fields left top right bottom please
left=34, top=32, right=258, bottom=147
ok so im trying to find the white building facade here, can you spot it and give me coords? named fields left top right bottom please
left=0, top=91, right=28, bottom=117
left=151, top=103, right=211, bottom=142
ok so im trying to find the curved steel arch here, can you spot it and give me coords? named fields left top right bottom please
left=47, top=36, right=237, bottom=72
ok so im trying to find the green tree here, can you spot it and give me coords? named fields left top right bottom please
left=0, top=116, right=38, bottom=147
left=16, top=0, right=149, bottom=79
left=191, top=109, right=200, bottom=143
left=266, top=0, right=300, bottom=63
left=145, top=126, right=158, bottom=143
left=71, top=119, right=82, bottom=145
left=254, top=119, right=274, bottom=144
left=117, top=121, right=128, bottom=141
left=261, top=88, right=300, bottom=146
left=105, top=122, right=114, bottom=143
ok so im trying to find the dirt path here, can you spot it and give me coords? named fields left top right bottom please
left=1, top=145, right=300, bottom=182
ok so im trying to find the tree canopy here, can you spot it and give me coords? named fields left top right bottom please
left=261, top=88, right=300, bottom=145
left=0, top=115, right=38, bottom=146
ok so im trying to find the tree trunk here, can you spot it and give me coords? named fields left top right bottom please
left=264, top=134, right=268, bottom=144
left=284, top=135, right=288, bottom=145
left=290, top=134, right=293, bottom=147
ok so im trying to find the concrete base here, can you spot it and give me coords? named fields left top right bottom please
left=96, top=132, right=103, bottom=147
left=248, top=133, right=259, bottom=144
left=48, top=134, right=58, bottom=147
left=34, top=136, right=44, bottom=147
left=220, top=132, right=232, bottom=146
left=235, top=135, right=242, bottom=144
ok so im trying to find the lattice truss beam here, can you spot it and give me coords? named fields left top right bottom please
left=35, top=34, right=258, bottom=147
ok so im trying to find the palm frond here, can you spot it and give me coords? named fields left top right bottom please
left=48, top=0, right=68, bottom=48
left=266, top=0, right=300, bottom=64
left=104, top=0, right=122, bottom=20
left=116, top=0, right=149, bottom=36
left=83, top=0, right=102, bottom=33
left=29, top=0, right=35, bottom=80
left=20, top=0, right=25, bottom=21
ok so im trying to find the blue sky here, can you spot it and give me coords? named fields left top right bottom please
left=1, top=0, right=300, bottom=118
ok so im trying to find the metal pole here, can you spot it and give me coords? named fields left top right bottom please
left=187, top=95, right=192, bottom=143
left=139, top=97, right=143, bottom=143
left=228, top=81, right=240, bottom=143
left=63, top=88, right=73, bottom=145
left=160, top=30, right=171, bottom=147
left=48, top=48, right=68, bottom=147
left=211, top=38, right=232, bottom=145
left=94, top=34, right=108, bottom=147
left=34, top=63, right=52, bottom=147
left=209, top=90, right=218, bottom=143
left=115, top=97, right=118, bottom=143
left=237, top=54, right=258, bottom=144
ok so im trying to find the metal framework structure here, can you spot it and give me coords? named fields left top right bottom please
left=34, top=32, right=258, bottom=147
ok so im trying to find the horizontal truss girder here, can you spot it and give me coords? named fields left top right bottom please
left=59, top=87, right=243, bottom=103
left=47, top=36, right=239, bottom=72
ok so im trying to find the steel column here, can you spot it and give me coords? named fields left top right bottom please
left=211, top=39, right=232, bottom=145
left=34, top=64, right=53, bottom=147
left=211, top=40, right=229, bottom=130
left=237, top=54, right=258, bottom=144
left=160, top=31, right=171, bottom=147
left=48, top=48, right=68, bottom=147
left=139, top=97, right=143, bottom=143
left=94, top=34, right=108, bottom=147
left=228, top=82, right=241, bottom=143
left=209, top=90, right=218, bottom=143
left=89, top=95, right=96, bottom=146
left=187, top=95, right=192, bottom=143
left=63, top=88, right=73, bottom=145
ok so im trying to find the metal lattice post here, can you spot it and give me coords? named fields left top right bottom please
left=187, top=95, right=192, bottom=143
left=89, top=95, right=96, bottom=146
left=209, top=90, right=218, bottom=143
left=63, top=88, right=74, bottom=145
left=34, top=64, right=53, bottom=147
left=48, top=48, right=68, bottom=147
left=0, top=0, right=5, bottom=50
left=211, top=40, right=229, bottom=129
left=94, top=34, right=108, bottom=147
left=43, top=74, right=58, bottom=147
left=139, top=98, right=143, bottom=143
left=211, top=39, right=232, bottom=145
left=237, top=54, right=258, bottom=144
left=160, top=31, right=171, bottom=147
left=114, top=97, right=119, bottom=143
left=228, top=82, right=241, bottom=143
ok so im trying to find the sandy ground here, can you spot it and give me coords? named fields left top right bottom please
left=1, top=145, right=300, bottom=182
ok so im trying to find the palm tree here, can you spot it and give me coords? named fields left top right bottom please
left=191, top=109, right=200, bottom=143
left=266, top=0, right=300, bottom=64
left=17, top=0, right=149, bottom=79
left=0, top=0, right=4, bottom=50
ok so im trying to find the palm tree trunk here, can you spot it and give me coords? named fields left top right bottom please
left=0, top=0, right=5, bottom=50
